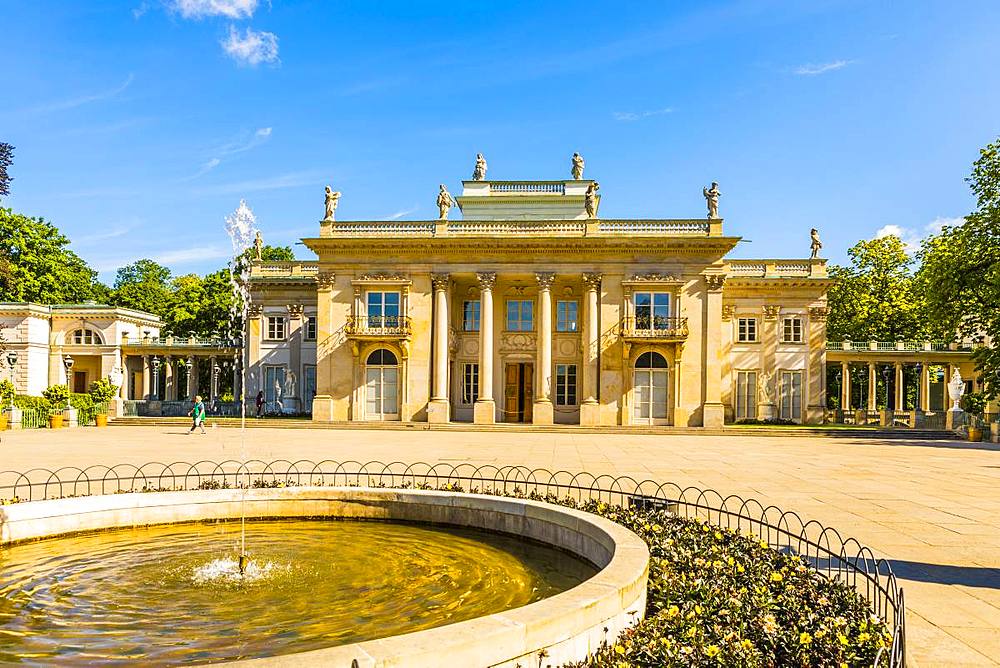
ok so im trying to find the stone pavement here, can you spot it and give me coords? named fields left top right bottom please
left=2, top=425, right=998, bottom=667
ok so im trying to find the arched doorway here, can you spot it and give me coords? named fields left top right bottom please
left=633, top=351, right=669, bottom=425
left=364, top=348, right=399, bottom=420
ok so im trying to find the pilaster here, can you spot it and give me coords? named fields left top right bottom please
left=428, top=273, right=451, bottom=423
left=533, top=272, right=555, bottom=425
left=474, top=272, right=496, bottom=424
left=702, top=274, right=726, bottom=428
left=580, top=272, right=601, bottom=426
left=806, top=306, right=828, bottom=424
left=311, top=272, right=336, bottom=421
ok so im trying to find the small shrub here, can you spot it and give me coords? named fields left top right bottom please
left=734, top=417, right=798, bottom=426
left=89, top=377, right=118, bottom=404
left=41, top=384, right=70, bottom=410
left=13, top=394, right=50, bottom=411
left=0, top=379, right=14, bottom=408
left=69, top=393, right=95, bottom=412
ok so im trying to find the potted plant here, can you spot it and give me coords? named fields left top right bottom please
left=962, top=392, right=987, bottom=442
left=0, top=379, right=13, bottom=430
left=89, top=377, right=118, bottom=427
left=42, top=384, right=70, bottom=428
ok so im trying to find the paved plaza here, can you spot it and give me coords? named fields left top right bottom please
left=2, top=426, right=998, bottom=666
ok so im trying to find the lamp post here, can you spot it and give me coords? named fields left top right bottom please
left=6, top=350, right=17, bottom=413
left=151, top=356, right=161, bottom=400
left=914, top=362, right=922, bottom=413
left=834, top=370, right=842, bottom=411
left=881, top=366, right=890, bottom=410
left=185, top=357, right=194, bottom=401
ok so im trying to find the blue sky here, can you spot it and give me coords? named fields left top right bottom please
left=3, top=0, right=999, bottom=281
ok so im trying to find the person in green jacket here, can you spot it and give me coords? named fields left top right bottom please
left=187, top=395, right=207, bottom=435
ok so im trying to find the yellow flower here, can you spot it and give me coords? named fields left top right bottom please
left=705, top=645, right=720, bottom=657
left=837, top=633, right=849, bottom=645
left=858, top=632, right=871, bottom=643
left=799, top=632, right=812, bottom=645
left=740, top=639, right=753, bottom=650
left=714, top=531, right=723, bottom=540
left=770, top=572, right=783, bottom=582
left=614, top=644, right=625, bottom=655
left=667, top=605, right=680, bottom=617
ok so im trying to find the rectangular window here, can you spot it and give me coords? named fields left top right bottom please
left=555, top=364, right=578, bottom=406
left=782, top=316, right=803, bottom=343
left=463, top=300, right=480, bottom=332
left=463, top=363, right=479, bottom=404
left=735, top=370, right=758, bottom=420
left=779, top=371, right=803, bottom=421
left=304, top=316, right=317, bottom=341
left=367, top=291, right=401, bottom=327
left=265, top=316, right=286, bottom=340
left=303, top=365, right=317, bottom=410
left=737, top=317, right=758, bottom=343
left=505, top=299, right=533, bottom=331
left=635, top=292, right=671, bottom=330
left=263, top=365, right=287, bottom=410
left=556, top=301, right=578, bottom=332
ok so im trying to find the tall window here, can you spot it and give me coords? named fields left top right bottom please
left=556, top=301, right=578, bottom=332
left=304, top=316, right=317, bottom=341
left=463, top=363, right=479, bottom=404
left=264, top=365, right=287, bottom=409
left=463, top=300, right=480, bottom=332
left=265, top=316, right=287, bottom=340
left=635, top=292, right=670, bottom=330
left=303, top=365, right=317, bottom=410
left=555, top=364, right=577, bottom=406
left=506, top=299, right=533, bottom=331
left=71, top=328, right=103, bottom=344
left=737, top=318, right=757, bottom=343
left=735, top=371, right=758, bottom=420
left=367, top=291, right=401, bottom=327
left=779, top=370, right=803, bottom=421
left=782, top=316, right=803, bottom=343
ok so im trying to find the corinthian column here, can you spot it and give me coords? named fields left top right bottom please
left=534, top=272, right=555, bottom=425
left=474, top=272, right=497, bottom=424
left=580, top=272, right=602, bottom=426
left=428, top=273, right=451, bottom=423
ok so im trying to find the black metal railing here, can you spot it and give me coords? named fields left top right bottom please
left=620, top=315, right=689, bottom=339
left=344, top=315, right=411, bottom=337
left=0, top=460, right=904, bottom=666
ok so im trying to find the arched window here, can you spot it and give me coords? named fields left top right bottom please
left=71, top=328, right=104, bottom=345
left=635, top=351, right=668, bottom=369
left=366, top=349, right=398, bottom=366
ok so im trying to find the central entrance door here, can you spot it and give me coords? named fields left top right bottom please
left=365, top=349, right=400, bottom=421
left=503, top=362, right=533, bottom=423
left=633, top=351, right=669, bottom=425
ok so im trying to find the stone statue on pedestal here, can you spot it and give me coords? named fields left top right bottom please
left=584, top=182, right=600, bottom=218
left=948, top=368, right=965, bottom=412
left=253, top=231, right=263, bottom=261
left=703, top=182, right=720, bottom=219
left=472, top=153, right=488, bottom=181
left=324, top=185, right=341, bottom=221
left=436, top=184, right=456, bottom=220
left=571, top=152, right=585, bottom=180
left=758, top=372, right=772, bottom=403
left=810, top=228, right=823, bottom=259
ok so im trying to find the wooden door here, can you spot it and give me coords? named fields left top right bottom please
left=522, top=363, right=533, bottom=422
left=504, top=364, right=519, bottom=422
left=73, top=371, right=87, bottom=394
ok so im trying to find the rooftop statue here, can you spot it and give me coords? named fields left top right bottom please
left=472, top=153, right=488, bottom=181
left=253, top=231, right=263, bottom=261
left=584, top=182, right=600, bottom=218
left=703, top=182, right=720, bottom=219
left=810, top=228, right=823, bottom=259
left=436, top=184, right=456, bottom=220
left=571, top=152, right=585, bottom=180
left=324, top=185, right=341, bottom=222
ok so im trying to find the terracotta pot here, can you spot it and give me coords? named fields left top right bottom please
left=49, top=414, right=64, bottom=429
left=95, top=414, right=108, bottom=428
left=0, top=414, right=7, bottom=431
left=968, top=426, right=983, bottom=442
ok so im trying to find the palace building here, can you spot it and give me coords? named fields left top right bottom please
left=246, top=172, right=838, bottom=427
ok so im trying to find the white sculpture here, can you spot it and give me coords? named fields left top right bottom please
left=810, top=228, right=823, bottom=259
left=253, top=231, right=263, bottom=261
left=472, top=153, right=488, bottom=181
left=284, top=370, right=297, bottom=398
left=584, top=182, right=600, bottom=218
left=436, top=184, right=456, bottom=220
left=324, top=185, right=342, bottom=221
left=571, top=152, right=585, bottom=180
left=947, top=368, right=965, bottom=412
left=758, top=372, right=772, bottom=403
left=703, top=182, right=720, bottom=219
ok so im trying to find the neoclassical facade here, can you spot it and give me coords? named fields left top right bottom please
left=248, top=175, right=837, bottom=426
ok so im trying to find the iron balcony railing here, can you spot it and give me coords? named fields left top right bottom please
left=620, top=315, right=689, bottom=340
left=345, top=315, right=412, bottom=338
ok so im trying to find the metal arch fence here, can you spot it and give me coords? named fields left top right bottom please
left=0, top=460, right=905, bottom=667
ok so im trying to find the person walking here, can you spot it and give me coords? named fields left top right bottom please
left=187, top=395, right=207, bottom=435
left=255, top=390, right=265, bottom=418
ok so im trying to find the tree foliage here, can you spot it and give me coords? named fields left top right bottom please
left=0, top=142, right=13, bottom=197
left=826, top=235, right=927, bottom=342
left=918, top=138, right=1000, bottom=396
left=109, top=259, right=173, bottom=319
left=0, top=208, right=103, bottom=304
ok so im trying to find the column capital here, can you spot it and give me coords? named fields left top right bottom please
left=722, top=304, right=736, bottom=321
left=286, top=303, right=304, bottom=318
left=431, top=273, right=450, bottom=291
left=315, top=271, right=336, bottom=289
left=534, top=272, right=556, bottom=289
left=248, top=304, right=263, bottom=318
left=809, top=306, right=830, bottom=321
left=703, top=274, right=726, bottom=292
left=582, top=272, right=602, bottom=290
left=476, top=272, right=497, bottom=290
left=762, top=305, right=781, bottom=321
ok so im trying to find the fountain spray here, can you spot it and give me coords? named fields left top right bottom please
left=224, top=200, right=259, bottom=575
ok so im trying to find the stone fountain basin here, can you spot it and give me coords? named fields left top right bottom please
left=0, top=487, right=650, bottom=668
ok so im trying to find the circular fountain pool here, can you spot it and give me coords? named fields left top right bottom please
left=0, top=519, right=596, bottom=665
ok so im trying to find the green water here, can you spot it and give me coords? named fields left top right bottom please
left=0, top=519, right=596, bottom=666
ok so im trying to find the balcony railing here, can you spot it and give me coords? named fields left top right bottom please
left=826, top=340, right=980, bottom=353
left=122, top=337, right=238, bottom=349
left=620, top=316, right=689, bottom=340
left=345, top=315, right=412, bottom=338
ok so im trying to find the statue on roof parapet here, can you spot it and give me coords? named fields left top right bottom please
left=703, top=182, right=720, bottom=219
left=324, top=185, right=342, bottom=222
left=584, top=182, right=600, bottom=218
left=253, top=231, right=263, bottom=261
left=472, top=153, right=488, bottom=181
left=810, top=228, right=823, bottom=259
left=436, top=184, right=456, bottom=220
left=571, top=152, right=585, bottom=180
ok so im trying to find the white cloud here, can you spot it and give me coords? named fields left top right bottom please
left=185, top=127, right=272, bottom=180
left=383, top=205, right=419, bottom=220
left=22, top=74, right=134, bottom=114
left=74, top=225, right=135, bottom=246
left=194, top=170, right=325, bottom=195
left=132, top=2, right=151, bottom=19
left=794, top=60, right=852, bottom=76
left=170, top=0, right=258, bottom=19
left=221, top=25, right=279, bottom=66
left=874, top=216, right=964, bottom=254
left=612, top=107, right=673, bottom=122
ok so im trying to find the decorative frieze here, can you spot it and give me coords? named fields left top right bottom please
left=762, top=305, right=781, bottom=321
left=358, top=272, right=408, bottom=282
left=476, top=272, right=497, bottom=290
left=629, top=272, right=679, bottom=282
left=703, top=274, right=726, bottom=292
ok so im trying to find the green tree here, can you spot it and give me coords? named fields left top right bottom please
left=918, top=138, right=1000, bottom=397
left=826, top=235, right=927, bottom=342
left=110, top=259, right=172, bottom=318
left=0, top=142, right=13, bottom=197
left=0, top=208, right=104, bottom=303
left=165, top=270, right=234, bottom=338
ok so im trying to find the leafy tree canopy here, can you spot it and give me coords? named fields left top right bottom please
left=0, top=142, right=13, bottom=197
left=918, top=138, right=1000, bottom=396
left=109, top=258, right=173, bottom=319
left=0, top=208, right=103, bottom=304
left=826, top=235, right=927, bottom=342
